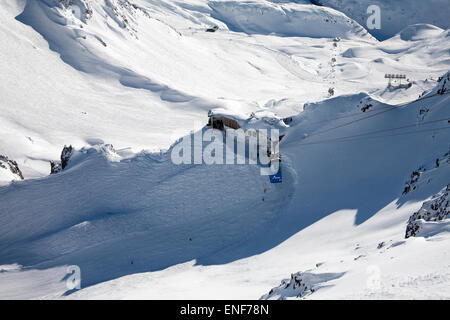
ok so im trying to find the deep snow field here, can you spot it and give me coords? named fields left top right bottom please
left=0, top=0, right=449, bottom=300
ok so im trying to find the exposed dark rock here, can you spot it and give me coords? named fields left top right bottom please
left=261, top=271, right=344, bottom=300
left=282, top=117, right=293, bottom=125
left=0, top=155, right=24, bottom=180
left=273, top=272, right=316, bottom=298
left=50, top=145, right=73, bottom=174
left=405, top=185, right=449, bottom=238
left=402, top=149, right=450, bottom=238
left=61, top=145, right=73, bottom=169
left=402, top=151, right=449, bottom=196
left=50, top=161, right=62, bottom=174
left=436, top=72, right=449, bottom=95
left=361, top=103, right=373, bottom=112
left=402, top=168, right=424, bottom=195
left=206, top=25, right=219, bottom=32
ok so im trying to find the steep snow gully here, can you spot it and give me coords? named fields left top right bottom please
left=0, top=0, right=449, bottom=299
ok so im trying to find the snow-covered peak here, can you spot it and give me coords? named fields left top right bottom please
left=397, top=24, right=445, bottom=42
left=312, top=0, right=450, bottom=40
left=209, top=0, right=374, bottom=39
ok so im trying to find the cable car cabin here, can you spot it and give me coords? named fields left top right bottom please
left=207, top=116, right=241, bottom=130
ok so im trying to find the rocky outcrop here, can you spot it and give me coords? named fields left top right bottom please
left=402, top=150, right=449, bottom=196
left=405, top=185, right=449, bottom=238
left=358, top=96, right=374, bottom=113
left=50, top=145, right=73, bottom=174
left=261, top=272, right=315, bottom=300
left=0, top=155, right=24, bottom=180
left=50, top=144, right=119, bottom=174
left=403, top=149, right=450, bottom=238
left=260, top=271, right=344, bottom=300
left=436, top=72, right=449, bottom=95
left=402, top=168, right=423, bottom=195
left=58, top=0, right=93, bottom=22
left=50, top=161, right=62, bottom=174
left=61, top=145, right=73, bottom=169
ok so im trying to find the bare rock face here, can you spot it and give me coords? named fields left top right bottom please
left=50, top=161, right=62, bottom=174
left=0, top=155, right=24, bottom=180
left=402, top=168, right=423, bottom=195
left=405, top=185, right=450, bottom=238
left=260, top=271, right=345, bottom=300
left=50, top=145, right=73, bottom=174
left=402, top=150, right=449, bottom=196
left=262, top=272, right=315, bottom=300
left=402, top=149, right=449, bottom=238
left=436, top=72, right=449, bottom=95
left=58, top=0, right=93, bottom=22
left=61, top=145, right=73, bottom=169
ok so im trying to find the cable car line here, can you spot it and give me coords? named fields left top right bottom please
left=286, top=91, right=450, bottom=144
left=289, top=124, right=450, bottom=147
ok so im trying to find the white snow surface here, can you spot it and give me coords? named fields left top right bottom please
left=0, top=0, right=449, bottom=299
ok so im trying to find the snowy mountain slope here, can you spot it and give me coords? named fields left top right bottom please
left=311, top=0, right=450, bottom=40
left=199, top=82, right=450, bottom=265
left=83, top=77, right=449, bottom=300
left=2, top=0, right=449, bottom=185
left=1, top=74, right=449, bottom=299
left=68, top=80, right=449, bottom=300
left=0, top=140, right=292, bottom=289
left=261, top=271, right=346, bottom=299
left=0, top=0, right=449, bottom=300
left=404, top=147, right=450, bottom=239
left=0, top=0, right=213, bottom=181
left=208, top=0, right=373, bottom=39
